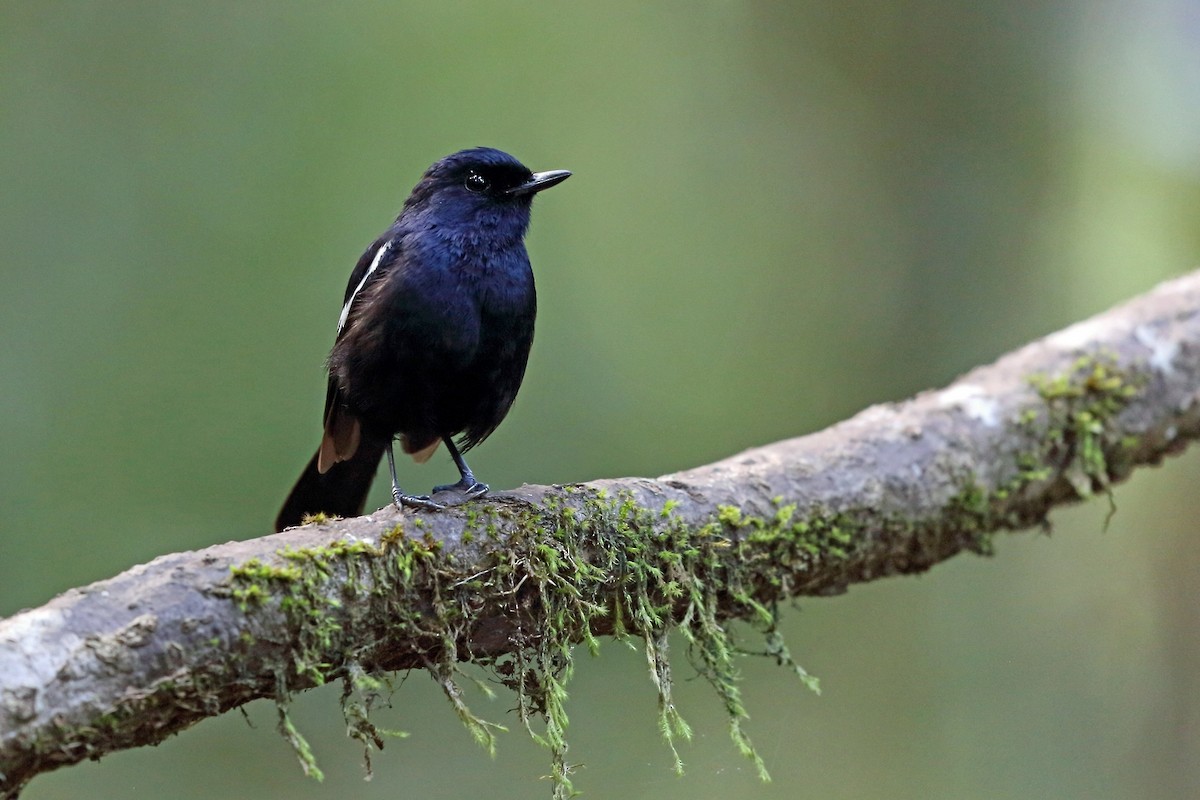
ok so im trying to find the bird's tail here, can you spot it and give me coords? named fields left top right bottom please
left=275, top=440, right=385, bottom=532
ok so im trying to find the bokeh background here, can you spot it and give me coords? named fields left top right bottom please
left=3, top=3, right=1200, bottom=799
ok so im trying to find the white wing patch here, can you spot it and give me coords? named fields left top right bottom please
left=337, top=240, right=393, bottom=334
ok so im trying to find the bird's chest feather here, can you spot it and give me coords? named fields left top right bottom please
left=340, top=241, right=533, bottom=376
left=423, top=234, right=535, bottom=333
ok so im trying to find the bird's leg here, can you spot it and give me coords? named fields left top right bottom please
left=387, top=441, right=443, bottom=511
left=433, top=436, right=490, bottom=498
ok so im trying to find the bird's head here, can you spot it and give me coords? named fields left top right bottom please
left=401, top=148, right=571, bottom=239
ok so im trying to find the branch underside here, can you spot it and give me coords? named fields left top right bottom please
left=4, top=272, right=1200, bottom=797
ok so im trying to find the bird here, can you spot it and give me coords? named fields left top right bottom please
left=275, top=147, right=570, bottom=532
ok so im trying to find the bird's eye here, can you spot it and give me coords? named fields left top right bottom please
left=464, top=171, right=489, bottom=194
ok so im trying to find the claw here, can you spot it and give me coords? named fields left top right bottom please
left=391, top=488, right=444, bottom=512
left=437, top=437, right=490, bottom=501
left=433, top=478, right=490, bottom=498
left=387, top=443, right=443, bottom=511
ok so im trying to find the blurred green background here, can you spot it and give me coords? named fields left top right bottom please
left=3, top=3, right=1199, bottom=799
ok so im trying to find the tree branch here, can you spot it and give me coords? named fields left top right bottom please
left=4, top=271, right=1200, bottom=797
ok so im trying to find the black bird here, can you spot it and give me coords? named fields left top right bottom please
left=275, top=147, right=570, bottom=531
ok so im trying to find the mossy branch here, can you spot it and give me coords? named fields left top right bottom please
left=4, top=272, right=1200, bottom=798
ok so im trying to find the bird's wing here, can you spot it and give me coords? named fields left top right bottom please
left=337, top=235, right=398, bottom=336
left=317, top=234, right=401, bottom=473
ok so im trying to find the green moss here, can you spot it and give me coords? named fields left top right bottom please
left=340, top=663, right=408, bottom=777
left=1030, top=354, right=1141, bottom=499
left=218, top=355, right=1142, bottom=798
left=237, top=489, right=806, bottom=795
left=931, top=354, right=1143, bottom=551
left=278, top=704, right=323, bottom=781
left=225, top=532, right=449, bottom=771
left=379, top=523, right=405, bottom=547
left=230, top=557, right=303, bottom=583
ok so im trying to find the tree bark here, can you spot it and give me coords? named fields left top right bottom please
left=3, top=271, right=1200, bottom=798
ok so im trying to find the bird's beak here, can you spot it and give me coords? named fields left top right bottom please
left=508, top=169, right=572, bottom=196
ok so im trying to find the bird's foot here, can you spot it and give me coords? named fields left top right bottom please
left=433, top=477, right=490, bottom=499
left=392, top=488, right=444, bottom=512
